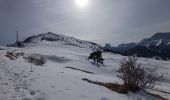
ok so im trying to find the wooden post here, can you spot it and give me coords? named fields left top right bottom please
left=30, top=56, right=33, bottom=72
left=16, top=31, right=19, bottom=43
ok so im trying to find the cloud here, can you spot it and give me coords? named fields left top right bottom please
left=0, top=0, right=170, bottom=45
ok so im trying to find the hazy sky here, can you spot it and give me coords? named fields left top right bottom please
left=0, top=0, right=170, bottom=46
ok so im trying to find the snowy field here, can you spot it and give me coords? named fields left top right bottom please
left=0, top=42, right=170, bottom=100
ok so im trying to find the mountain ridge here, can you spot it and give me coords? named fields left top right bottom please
left=104, top=32, right=170, bottom=60
left=10, top=32, right=101, bottom=50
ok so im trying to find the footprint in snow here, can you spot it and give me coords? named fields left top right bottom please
left=101, top=97, right=112, bottom=100
left=34, top=97, right=46, bottom=100
left=30, top=90, right=36, bottom=95
left=80, top=95, right=89, bottom=99
left=23, top=98, right=32, bottom=100
left=50, top=86, right=55, bottom=88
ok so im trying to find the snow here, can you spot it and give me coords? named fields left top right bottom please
left=167, top=42, right=170, bottom=45
left=0, top=58, right=15, bottom=100
left=155, top=39, right=162, bottom=46
left=0, top=42, right=170, bottom=100
left=24, top=32, right=101, bottom=49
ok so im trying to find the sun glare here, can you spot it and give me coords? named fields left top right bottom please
left=75, top=0, right=88, bottom=7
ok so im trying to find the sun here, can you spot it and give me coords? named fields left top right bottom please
left=75, top=0, right=89, bottom=7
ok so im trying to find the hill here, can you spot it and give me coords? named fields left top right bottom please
left=23, top=32, right=101, bottom=50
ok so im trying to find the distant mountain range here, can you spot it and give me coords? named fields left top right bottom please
left=9, top=32, right=101, bottom=50
left=8, top=32, right=170, bottom=60
left=104, top=32, right=170, bottom=60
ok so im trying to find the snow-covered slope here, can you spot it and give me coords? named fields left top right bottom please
left=0, top=42, right=170, bottom=100
left=23, top=32, right=101, bottom=49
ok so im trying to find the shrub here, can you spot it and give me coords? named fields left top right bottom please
left=117, top=56, right=163, bottom=92
left=25, top=54, right=46, bottom=65
left=88, top=50, right=104, bottom=64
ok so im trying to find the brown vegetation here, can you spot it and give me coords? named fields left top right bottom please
left=117, top=56, right=164, bottom=92
left=65, top=66, right=95, bottom=74
left=82, top=78, right=128, bottom=94
left=5, top=52, right=18, bottom=60
left=24, top=54, right=46, bottom=65
left=82, top=78, right=168, bottom=100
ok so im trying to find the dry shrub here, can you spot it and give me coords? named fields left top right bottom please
left=117, top=56, right=164, bottom=92
left=25, top=54, right=46, bottom=65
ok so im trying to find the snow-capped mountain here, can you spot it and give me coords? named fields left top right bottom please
left=104, top=43, right=137, bottom=54
left=116, top=43, right=138, bottom=52
left=104, top=32, right=170, bottom=59
left=23, top=32, right=101, bottom=49
left=140, top=32, right=170, bottom=47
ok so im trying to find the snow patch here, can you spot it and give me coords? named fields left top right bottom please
left=155, top=39, right=162, bottom=46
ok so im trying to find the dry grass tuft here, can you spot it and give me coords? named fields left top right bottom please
left=82, top=78, right=128, bottom=94
left=66, top=66, right=95, bottom=74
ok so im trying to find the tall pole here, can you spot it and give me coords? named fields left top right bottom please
left=16, top=31, right=19, bottom=43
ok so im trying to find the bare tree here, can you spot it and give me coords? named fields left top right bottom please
left=117, top=56, right=163, bottom=92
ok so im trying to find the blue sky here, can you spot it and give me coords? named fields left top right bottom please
left=0, top=0, right=170, bottom=46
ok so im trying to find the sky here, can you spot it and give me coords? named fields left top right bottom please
left=0, top=0, right=170, bottom=46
